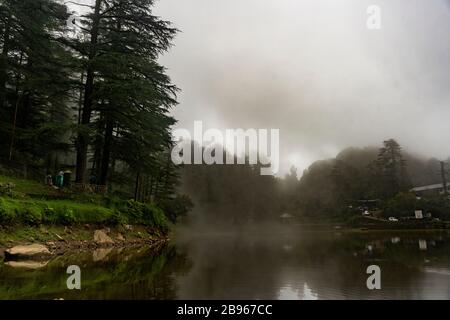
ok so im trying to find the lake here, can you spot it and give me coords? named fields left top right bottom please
left=1, top=225, right=450, bottom=300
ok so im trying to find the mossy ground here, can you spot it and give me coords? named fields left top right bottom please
left=0, top=175, right=170, bottom=247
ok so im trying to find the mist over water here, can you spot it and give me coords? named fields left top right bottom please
left=174, top=221, right=450, bottom=300
left=2, top=216, right=450, bottom=300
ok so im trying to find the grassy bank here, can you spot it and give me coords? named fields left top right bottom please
left=0, top=175, right=170, bottom=248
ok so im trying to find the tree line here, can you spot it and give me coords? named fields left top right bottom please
left=0, top=0, right=181, bottom=204
left=181, top=139, right=450, bottom=223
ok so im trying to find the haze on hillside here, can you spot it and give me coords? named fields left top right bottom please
left=154, top=0, right=450, bottom=175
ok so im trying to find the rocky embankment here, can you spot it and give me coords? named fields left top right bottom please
left=0, top=226, right=169, bottom=266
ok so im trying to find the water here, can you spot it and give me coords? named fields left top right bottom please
left=1, top=226, right=450, bottom=300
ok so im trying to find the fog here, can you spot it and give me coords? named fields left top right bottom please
left=154, top=0, right=450, bottom=175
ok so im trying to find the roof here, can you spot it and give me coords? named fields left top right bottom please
left=411, top=183, right=450, bottom=192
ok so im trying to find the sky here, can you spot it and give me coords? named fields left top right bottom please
left=70, top=0, right=450, bottom=175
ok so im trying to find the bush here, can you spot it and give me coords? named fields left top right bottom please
left=56, top=207, right=76, bottom=225
left=21, top=206, right=42, bottom=226
left=142, top=203, right=168, bottom=231
left=122, top=200, right=168, bottom=230
left=0, top=196, right=170, bottom=232
left=383, top=192, right=420, bottom=218
left=421, top=196, right=450, bottom=220
left=158, top=195, right=194, bottom=223
left=0, top=198, right=15, bottom=224
left=105, top=211, right=127, bottom=225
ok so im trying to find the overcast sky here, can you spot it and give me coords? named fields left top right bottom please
left=152, top=0, right=450, bottom=175
left=71, top=0, right=450, bottom=175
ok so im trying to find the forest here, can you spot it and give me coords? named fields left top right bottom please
left=1, top=1, right=449, bottom=230
left=0, top=0, right=195, bottom=223
left=181, top=139, right=450, bottom=225
left=0, top=0, right=207, bottom=242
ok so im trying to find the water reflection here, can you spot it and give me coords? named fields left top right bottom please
left=1, top=227, right=450, bottom=300
left=0, top=245, right=190, bottom=300
left=174, top=227, right=450, bottom=300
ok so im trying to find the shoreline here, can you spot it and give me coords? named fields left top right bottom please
left=0, top=224, right=170, bottom=262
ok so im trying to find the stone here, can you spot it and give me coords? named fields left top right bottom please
left=5, top=244, right=52, bottom=260
left=92, top=248, right=113, bottom=262
left=94, top=230, right=114, bottom=244
left=5, top=260, right=49, bottom=269
left=116, top=233, right=125, bottom=241
left=46, top=241, right=57, bottom=249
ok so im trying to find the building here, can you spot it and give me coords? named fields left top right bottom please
left=411, top=183, right=450, bottom=197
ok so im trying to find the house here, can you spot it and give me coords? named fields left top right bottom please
left=410, top=183, right=450, bottom=197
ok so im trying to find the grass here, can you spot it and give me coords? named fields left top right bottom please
left=0, top=175, right=169, bottom=232
left=0, top=175, right=54, bottom=197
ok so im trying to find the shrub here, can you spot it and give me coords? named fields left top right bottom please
left=122, top=200, right=168, bottom=230
left=42, top=205, right=76, bottom=225
left=21, top=206, right=42, bottom=226
left=0, top=198, right=15, bottom=224
left=57, top=207, right=76, bottom=225
left=383, top=192, right=419, bottom=218
left=158, top=195, right=194, bottom=223
left=142, top=203, right=168, bottom=231
left=421, top=196, right=450, bottom=220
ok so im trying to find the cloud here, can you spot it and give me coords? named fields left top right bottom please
left=78, top=0, right=450, bottom=175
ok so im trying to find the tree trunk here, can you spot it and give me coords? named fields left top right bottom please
left=75, top=0, right=102, bottom=183
left=441, top=161, right=448, bottom=195
left=134, top=171, right=141, bottom=202
left=99, top=113, right=114, bottom=186
left=9, top=95, right=21, bottom=160
left=0, top=14, right=10, bottom=109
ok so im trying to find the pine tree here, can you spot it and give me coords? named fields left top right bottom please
left=70, top=0, right=178, bottom=184
left=375, top=139, right=411, bottom=198
left=0, top=0, right=72, bottom=168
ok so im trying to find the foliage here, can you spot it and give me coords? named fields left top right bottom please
left=372, top=139, right=411, bottom=199
left=181, top=147, right=282, bottom=224
left=0, top=195, right=168, bottom=230
left=119, top=200, right=168, bottom=231
left=158, top=194, right=194, bottom=223
left=0, top=0, right=184, bottom=215
left=382, top=193, right=419, bottom=218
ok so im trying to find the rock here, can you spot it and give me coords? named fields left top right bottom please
left=46, top=241, right=57, bottom=249
left=94, top=230, right=114, bottom=244
left=5, top=244, right=52, bottom=260
left=116, top=233, right=125, bottom=241
left=5, top=260, right=49, bottom=269
left=124, top=224, right=133, bottom=231
left=92, top=248, right=113, bottom=262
